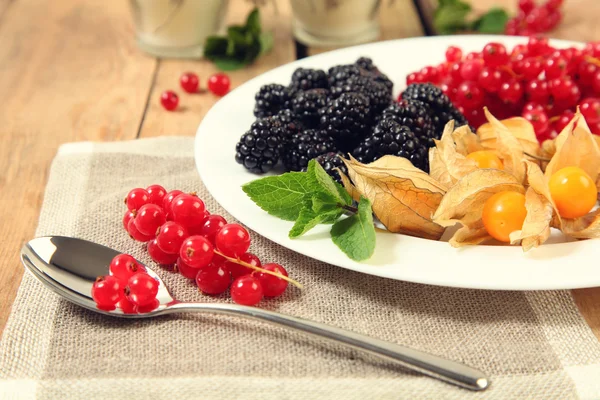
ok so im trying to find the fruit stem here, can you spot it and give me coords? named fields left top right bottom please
left=585, top=55, right=600, bottom=68
left=213, top=250, right=304, bottom=289
left=524, top=151, right=551, bottom=162
left=342, top=204, right=358, bottom=214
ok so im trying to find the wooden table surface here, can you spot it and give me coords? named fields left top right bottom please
left=1, top=0, right=599, bottom=340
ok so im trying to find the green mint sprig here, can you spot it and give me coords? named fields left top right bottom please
left=203, top=8, right=274, bottom=71
left=434, top=0, right=509, bottom=35
left=242, top=160, right=376, bottom=261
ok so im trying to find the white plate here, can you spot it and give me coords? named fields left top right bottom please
left=196, top=35, right=600, bottom=290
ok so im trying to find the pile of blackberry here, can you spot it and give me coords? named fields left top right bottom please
left=235, top=58, right=467, bottom=181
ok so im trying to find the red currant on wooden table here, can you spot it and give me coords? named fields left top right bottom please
left=207, top=73, right=231, bottom=96
left=170, top=193, right=206, bottom=228
left=227, top=252, right=262, bottom=280
left=198, top=214, right=227, bottom=243
left=160, top=90, right=179, bottom=111
left=180, top=235, right=214, bottom=268
left=445, top=46, right=462, bottom=63
left=147, top=239, right=179, bottom=266
left=134, top=204, right=166, bottom=236
left=127, top=218, right=155, bottom=242
left=180, top=72, right=199, bottom=93
left=92, top=275, right=124, bottom=310
left=122, top=210, right=135, bottom=231
left=146, top=184, right=167, bottom=206
left=176, top=257, right=201, bottom=280
left=126, top=273, right=159, bottom=307
left=156, top=221, right=189, bottom=254
left=580, top=98, right=600, bottom=125
left=231, top=275, right=263, bottom=306
left=110, top=254, right=145, bottom=281
left=254, top=263, right=288, bottom=298
left=125, top=188, right=149, bottom=211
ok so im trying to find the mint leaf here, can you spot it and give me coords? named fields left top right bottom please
left=242, top=172, right=317, bottom=221
left=433, top=0, right=471, bottom=34
left=245, top=8, right=261, bottom=36
left=311, top=192, right=339, bottom=214
left=289, top=206, right=342, bottom=238
left=334, top=181, right=352, bottom=206
left=214, top=57, right=250, bottom=71
left=472, top=8, right=509, bottom=33
left=204, top=36, right=228, bottom=59
left=259, top=32, right=274, bottom=56
left=306, top=159, right=351, bottom=205
left=331, top=197, right=376, bottom=261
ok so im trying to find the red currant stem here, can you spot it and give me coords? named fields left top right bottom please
left=548, top=115, right=560, bottom=123
left=499, top=65, right=520, bottom=79
left=213, top=250, right=304, bottom=289
left=584, top=55, right=600, bottom=68
left=524, top=152, right=551, bottom=162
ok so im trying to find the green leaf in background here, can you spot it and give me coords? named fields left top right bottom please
left=330, top=197, right=376, bottom=261
left=203, top=36, right=229, bottom=59
left=242, top=172, right=314, bottom=221
left=289, top=206, right=342, bottom=238
left=307, top=160, right=347, bottom=204
left=202, top=7, right=271, bottom=71
left=472, top=8, right=509, bottom=34
left=433, top=0, right=471, bottom=34
left=258, top=32, right=274, bottom=56
left=245, top=8, right=261, bottom=36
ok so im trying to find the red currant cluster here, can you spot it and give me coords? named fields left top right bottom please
left=406, top=37, right=600, bottom=141
left=505, top=0, right=563, bottom=36
left=122, top=185, right=294, bottom=306
left=92, top=254, right=159, bottom=312
left=160, top=72, right=231, bottom=111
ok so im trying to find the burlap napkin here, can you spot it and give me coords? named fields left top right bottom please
left=1, top=137, right=600, bottom=399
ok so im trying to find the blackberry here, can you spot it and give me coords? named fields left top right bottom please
left=289, top=68, right=329, bottom=94
left=235, top=115, right=300, bottom=173
left=275, top=109, right=304, bottom=134
left=291, top=89, right=329, bottom=127
left=254, top=84, right=291, bottom=118
left=330, top=75, right=392, bottom=115
left=355, top=57, right=377, bottom=72
left=320, top=92, right=372, bottom=151
left=352, top=118, right=429, bottom=172
left=281, top=129, right=337, bottom=172
left=401, top=83, right=468, bottom=132
left=327, top=64, right=365, bottom=87
left=307, top=152, right=348, bottom=184
left=381, top=100, right=436, bottom=147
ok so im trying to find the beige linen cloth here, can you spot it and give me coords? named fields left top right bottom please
left=1, top=137, right=600, bottom=399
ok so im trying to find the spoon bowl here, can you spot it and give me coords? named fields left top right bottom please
left=21, top=236, right=490, bottom=391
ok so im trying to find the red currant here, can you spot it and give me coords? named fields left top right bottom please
left=545, top=9, right=562, bottom=31
left=125, top=188, right=149, bottom=211
left=523, top=109, right=550, bottom=138
left=207, top=73, right=230, bottom=96
left=449, top=62, right=462, bottom=81
left=180, top=235, right=214, bottom=268
left=147, top=239, right=178, bottom=265
left=527, top=36, right=551, bottom=56
left=163, top=189, right=184, bottom=220
left=126, top=273, right=159, bottom=307
left=520, top=57, right=543, bottom=80
left=525, top=8, right=550, bottom=32
left=197, top=214, right=227, bottom=243
left=554, top=110, right=575, bottom=133
left=419, top=65, right=439, bottom=83
left=196, top=263, right=231, bottom=295
left=465, top=51, right=481, bottom=61
left=498, top=80, right=524, bottom=103
left=227, top=253, right=261, bottom=280
left=511, top=44, right=528, bottom=59
left=482, top=43, right=509, bottom=67
left=504, top=18, right=520, bottom=35
left=215, top=224, right=251, bottom=258
left=578, top=62, right=599, bottom=86
left=156, top=221, right=189, bottom=254
left=455, top=81, right=484, bottom=111
left=253, top=263, right=288, bottom=298
left=180, top=72, right=199, bottom=93
left=523, top=102, right=545, bottom=113
left=110, top=254, right=145, bottom=282
left=134, top=204, right=166, bottom=236
left=593, top=72, right=600, bottom=95
left=231, top=275, right=263, bottom=306
left=518, top=0, right=535, bottom=13
left=176, top=257, right=201, bottom=280
left=440, top=80, right=457, bottom=100
left=478, top=67, right=502, bottom=93
left=118, top=298, right=136, bottom=314
left=127, top=218, right=154, bottom=242
left=580, top=97, right=600, bottom=125
left=584, top=41, right=600, bottom=57
left=460, top=60, right=484, bottom=82
left=406, top=72, right=425, bottom=85
left=526, top=79, right=549, bottom=103
left=146, top=184, right=167, bottom=206
left=171, top=194, right=206, bottom=228
left=123, top=210, right=135, bottom=231
left=445, top=46, right=463, bottom=63
left=135, top=298, right=160, bottom=313
left=550, top=78, right=580, bottom=102
left=546, top=0, right=563, bottom=10
left=160, top=90, right=179, bottom=111
left=544, top=56, right=568, bottom=79
left=92, top=275, right=124, bottom=310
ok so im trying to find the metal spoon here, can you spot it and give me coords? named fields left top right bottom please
left=20, top=236, right=490, bottom=391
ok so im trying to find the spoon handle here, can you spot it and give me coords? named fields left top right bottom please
left=166, top=302, right=489, bottom=391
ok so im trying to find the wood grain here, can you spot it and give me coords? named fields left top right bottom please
left=0, top=0, right=156, bottom=335
left=138, top=0, right=296, bottom=138
left=307, top=0, right=424, bottom=56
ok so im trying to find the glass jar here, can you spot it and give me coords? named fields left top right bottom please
left=129, top=0, right=230, bottom=58
left=290, top=0, right=381, bottom=47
